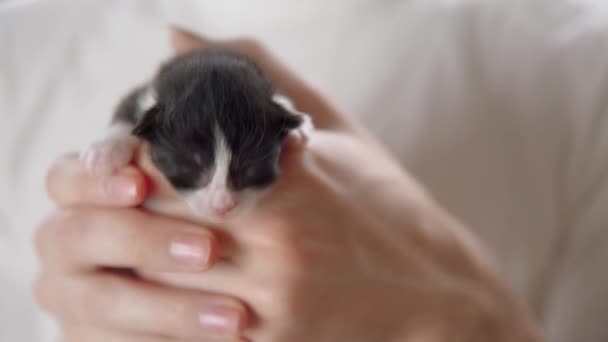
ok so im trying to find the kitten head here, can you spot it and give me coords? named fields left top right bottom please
left=133, top=49, right=302, bottom=218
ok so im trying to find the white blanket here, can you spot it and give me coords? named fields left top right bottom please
left=2, top=0, right=608, bottom=341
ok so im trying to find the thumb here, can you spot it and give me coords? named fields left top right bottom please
left=169, top=26, right=210, bottom=54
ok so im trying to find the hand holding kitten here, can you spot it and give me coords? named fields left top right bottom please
left=35, top=28, right=543, bottom=342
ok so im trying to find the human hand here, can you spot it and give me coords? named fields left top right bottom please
left=135, top=29, right=544, bottom=342
left=35, top=26, right=543, bottom=342
left=35, top=155, right=250, bottom=341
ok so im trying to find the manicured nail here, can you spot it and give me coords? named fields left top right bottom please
left=105, top=175, right=138, bottom=199
left=169, top=235, right=211, bottom=268
left=199, top=306, right=244, bottom=334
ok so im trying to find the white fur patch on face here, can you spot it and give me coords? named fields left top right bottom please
left=185, top=124, right=237, bottom=218
left=184, top=96, right=314, bottom=219
left=211, top=124, right=232, bottom=191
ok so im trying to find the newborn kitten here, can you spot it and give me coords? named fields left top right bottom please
left=81, top=49, right=312, bottom=219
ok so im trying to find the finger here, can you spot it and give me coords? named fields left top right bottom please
left=61, top=324, right=245, bottom=342
left=61, top=323, right=184, bottom=342
left=35, top=207, right=219, bottom=272
left=42, top=273, right=248, bottom=340
left=46, top=152, right=148, bottom=207
left=169, top=27, right=362, bottom=134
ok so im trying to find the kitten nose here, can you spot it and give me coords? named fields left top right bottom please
left=210, top=189, right=236, bottom=217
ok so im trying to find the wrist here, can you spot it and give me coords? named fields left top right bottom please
left=445, top=281, right=544, bottom=342
left=389, top=296, right=543, bottom=342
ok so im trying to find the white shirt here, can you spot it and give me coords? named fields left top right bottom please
left=1, top=0, right=607, bottom=341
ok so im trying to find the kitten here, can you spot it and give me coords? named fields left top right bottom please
left=81, top=49, right=312, bottom=219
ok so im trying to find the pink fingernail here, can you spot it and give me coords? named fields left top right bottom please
left=105, top=175, right=138, bottom=199
left=199, top=306, right=244, bottom=334
left=169, top=235, right=210, bottom=268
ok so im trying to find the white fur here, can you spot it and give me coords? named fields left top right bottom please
left=272, top=93, right=315, bottom=144
left=272, top=93, right=297, bottom=112
left=291, top=114, right=314, bottom=144
left=137, top=86, right=157, bottom=115
left=185, top=124, right=236, bottom=218
left=211, top=124, right=232, bottom=191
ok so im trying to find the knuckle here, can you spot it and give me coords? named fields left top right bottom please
left=251, top=221, right=319, bottom=274
left=33, top=219, right=50, bottom=259
left=161, top=304, right=193, bottom=336
left=45, top=154, right=80, bottom=204
left=60, top=323, right=92, bottom=342
left=272, top=231, right=317, bottom=271
left=33, top=273, right=54, bottom=312
left=34, top=209, right=83, bottom=260
left=151, top=292, right=207, bottom=338
left=60, top=325, right=77, bottom=342
left=63, top=332, right=82, bottom=342
left=77, top=276, right=119, bottom=323
left=254, top=275, right=302, bottom=320
left=250, top=242, right=319, bottom=322
left=51, top=209, right=91, bottom=247
left=117, top=213, right=148, bottom=265
left=45, top=159, right=63, bottom=202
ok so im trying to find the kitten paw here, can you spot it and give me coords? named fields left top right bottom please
left=81, top=136, right=139, bottom=176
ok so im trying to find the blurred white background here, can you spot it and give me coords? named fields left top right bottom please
left=2, top=0, right=608, bottom=341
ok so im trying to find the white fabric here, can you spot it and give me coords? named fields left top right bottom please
left=1, top=0, right=608, bottom=341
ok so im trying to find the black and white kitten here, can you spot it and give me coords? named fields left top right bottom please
left=81, top=49, right=313, bottom=219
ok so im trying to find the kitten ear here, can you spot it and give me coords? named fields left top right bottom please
left=132, top=106, right=160, bottom=140
left=272, top=94, right=298, bottom=113
left=283, top=111, right=303, bottom=130
left=272, top=93, right=306, bottom=131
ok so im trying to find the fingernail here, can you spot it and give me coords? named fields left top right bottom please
left=199, top=306, right=244, bottom=334
left=169, top=235, right=211, bottom=269
left=105, top=175, right=138, bottom=199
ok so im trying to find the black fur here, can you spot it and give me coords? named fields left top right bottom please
left=113, top=85, right=148, bottom=124
left=124, top=49, right=301, bottom=192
